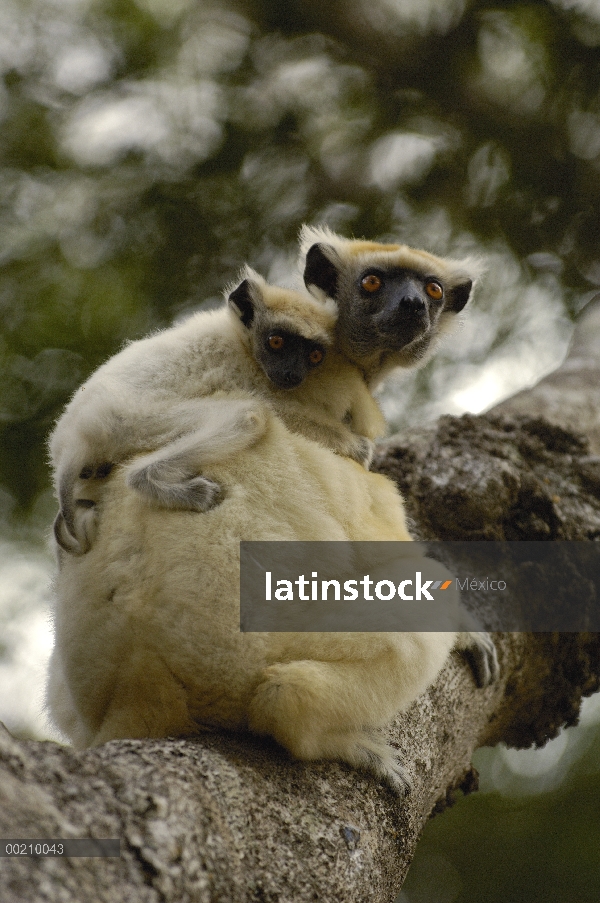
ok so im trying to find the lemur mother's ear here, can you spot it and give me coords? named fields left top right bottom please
left=228, top=280, right=255, bottom=327
left=303, top=244, right=339, bottom=299
left=447, top=280, right=473, bottom=313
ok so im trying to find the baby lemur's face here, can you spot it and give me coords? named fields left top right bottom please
left=301, top=230, right=476, bottom=374
left=228, top=275, right=332, bottom=391
left=254, top=327, right=326, bottom=390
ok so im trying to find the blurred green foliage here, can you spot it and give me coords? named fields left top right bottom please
left=403, top=769, right=600, bottom=903
left=402, top=702, right=600, bottom=902
left=1, top=0, right=600, bottom=511
left=0, top=1, right=599, bottom=899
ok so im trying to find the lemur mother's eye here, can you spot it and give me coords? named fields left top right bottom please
left=425, top=281, right=443, bottom=300
left=361, top=274, right=382, bottom=293
left=268, top=334, right=285, bottom=350
left=309, top=348, right=324, bottom=365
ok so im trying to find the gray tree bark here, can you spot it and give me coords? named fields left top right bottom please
left=2, top=298, right=600, bottom=903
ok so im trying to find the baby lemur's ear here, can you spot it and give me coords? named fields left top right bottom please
left=228, top=267, right=267, bottom=327
left=303, top=244, right=340, bottom=300
left=228, top=279, right=255, bottom=327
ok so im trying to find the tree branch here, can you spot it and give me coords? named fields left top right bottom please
left=2, top=299, right=600, bottom=902
left=494, top=293, right=600, bottom=454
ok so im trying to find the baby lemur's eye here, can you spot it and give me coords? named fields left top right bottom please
left=268, top=334, right=285, bottom=350
left=308, top=347, right=324, bottom=366
left=425, top=281, right=443, bottom=300
left=361, top=274, right=382, bottom=293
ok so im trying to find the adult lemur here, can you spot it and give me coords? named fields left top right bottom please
left=300, top=224, right=480, bottom=386
left=47, top=247, right=497, bottom=793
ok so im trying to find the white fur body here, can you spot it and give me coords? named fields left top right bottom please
left=47, top=258, right=497, bottom=790
left=47, top=413, right=468, bottom=790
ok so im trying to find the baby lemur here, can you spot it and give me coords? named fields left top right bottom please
left=50, top=269, right=384, bottom=554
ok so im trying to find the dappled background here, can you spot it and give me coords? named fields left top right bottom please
left=0, top=0, right=599, bottom=900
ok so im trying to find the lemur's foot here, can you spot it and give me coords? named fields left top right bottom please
left=53, top=505, right=97, bottom=556
left=352, top=731, right=412, bottom=796
left=79, top=462, right=114, bottom=480
left=249, top=663, right=411, bottom=797
left=350, top=437, right=375, bottom=470
left=56, top=461, right=113, bottom=553
left=462, top=632, right=499, bottom=687
left=127, top=464, right=224, bottom=513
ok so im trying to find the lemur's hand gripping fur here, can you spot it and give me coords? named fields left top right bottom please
left=459, top=632, right=500, bottom=687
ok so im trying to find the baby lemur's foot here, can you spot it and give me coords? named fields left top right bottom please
left=53, top=504, right=98, bottom=556
left=79, top=462, right=114, bottom=481
left=55, top=461, right=114, bottom=554
left=127, top=464, right=224, bottom=513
